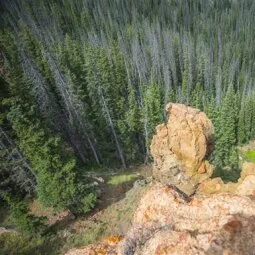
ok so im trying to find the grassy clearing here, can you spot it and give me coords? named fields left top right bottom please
left=243, top=150, right=255, bottom=162
left=107, top=174, right=138, bottom=185
left=61, top=183, right=148, bottom=253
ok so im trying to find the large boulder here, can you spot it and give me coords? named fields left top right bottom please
left=118, top=183, right=255, bottom=255
left=150, top=103, right=214, bottom=195
left=236, top=175, right=255, bottom=196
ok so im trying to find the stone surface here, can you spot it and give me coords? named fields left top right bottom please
left=0, top=227, right=16, bottom=235
left=118, top=183, right=255, bottom=255
left=236, top=175, right=255, bottom=196
left=150, top=103, right=214, bottom=195
left=240, top=162, right=255, bottom=180
left=198, top=162, right=255, bottom=196
left=64, top=236, right=122, bottom=255
left=66, top=183, right=255, bottom=255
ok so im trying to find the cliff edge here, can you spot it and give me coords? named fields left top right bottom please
left=65, top=104, right=255, bottom=255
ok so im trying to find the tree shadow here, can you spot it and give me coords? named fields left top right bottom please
left=211, top=166, right=241, bottom=183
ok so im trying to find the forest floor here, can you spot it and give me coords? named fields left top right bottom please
left=0, top=164, right=152, bottom=255
left=49, top=164, right=152, bottom=254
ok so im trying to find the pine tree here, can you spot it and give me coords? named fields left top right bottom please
left=237, top=100, right=246, bottom=144
left=142, top=82, right=163, bottom=160
left=213, top=85, right=239, bottom=175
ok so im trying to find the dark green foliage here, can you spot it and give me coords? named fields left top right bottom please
left=2, top=0, right=255, bottom=168
left=1, top=0, right=255, bottom=221
left=1, top=1, right=255, bottom=254
left=3, top=194, right=47, bottom=236
left=6, top=98, right=96, bottom=212
left=0, top=233, right=44, bottom=255
left=0, top=33, right=96, bottom=213
left=215, top=85, right=238, bottom=167
left=237, top=102, right=246, bottom=144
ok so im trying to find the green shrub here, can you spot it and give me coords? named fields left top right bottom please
left=4, top=195, right=47, bottom=236
left=80, top=193, right=97, bottom=213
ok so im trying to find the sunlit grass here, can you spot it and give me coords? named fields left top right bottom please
left=243, top=150, right=255, bottom=162
left=107, top=174, right=138, bottom=186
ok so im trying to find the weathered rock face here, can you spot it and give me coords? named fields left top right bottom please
left=150, top=103, right=214, bottom=195
left=240, top=162, right=255, bottom=180
left=118, top=183, right=255, bottom=255
left=236, top=162, right=255, bottom=196
left=66, top=183, right=255, bottom=255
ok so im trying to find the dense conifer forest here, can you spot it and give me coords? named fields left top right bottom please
left=1, top=0, right=255, bottom=249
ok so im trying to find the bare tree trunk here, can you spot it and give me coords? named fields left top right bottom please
left=99, top=88, right=127, bottom=169
left=0, top=126, right=36, bottom=194
left=45, top=52, right=101, bottom=164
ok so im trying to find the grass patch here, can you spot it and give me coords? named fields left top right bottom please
left=243, top=150, right=255, bottom=162
left=65, top=222, right=106, bottom=249
left=0, top=232, right=46, bottom=255
left=107, top=174, right=138, bottom=186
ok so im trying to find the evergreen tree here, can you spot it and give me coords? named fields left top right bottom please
left=3, top=194, right=47, bottom=236
left=237, top=100, right=246, bottom=144
left=1, top=0, right=255, bottom=193
left=213, top=85, right=239, bottom=174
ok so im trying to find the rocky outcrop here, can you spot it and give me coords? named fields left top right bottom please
left=198, top=162, right=255, bottom=196
left=150, top=103, right=214, bottom=195
left=66, top=183, right=255, bottom=255
left=117, top=183, right=255, bottom=255
left=65, top=104, right=255, bottom=255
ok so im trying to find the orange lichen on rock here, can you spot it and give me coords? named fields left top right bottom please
left=105, top=236, right=123, bottom=245
left=64, top=236, right=123, bottom=255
